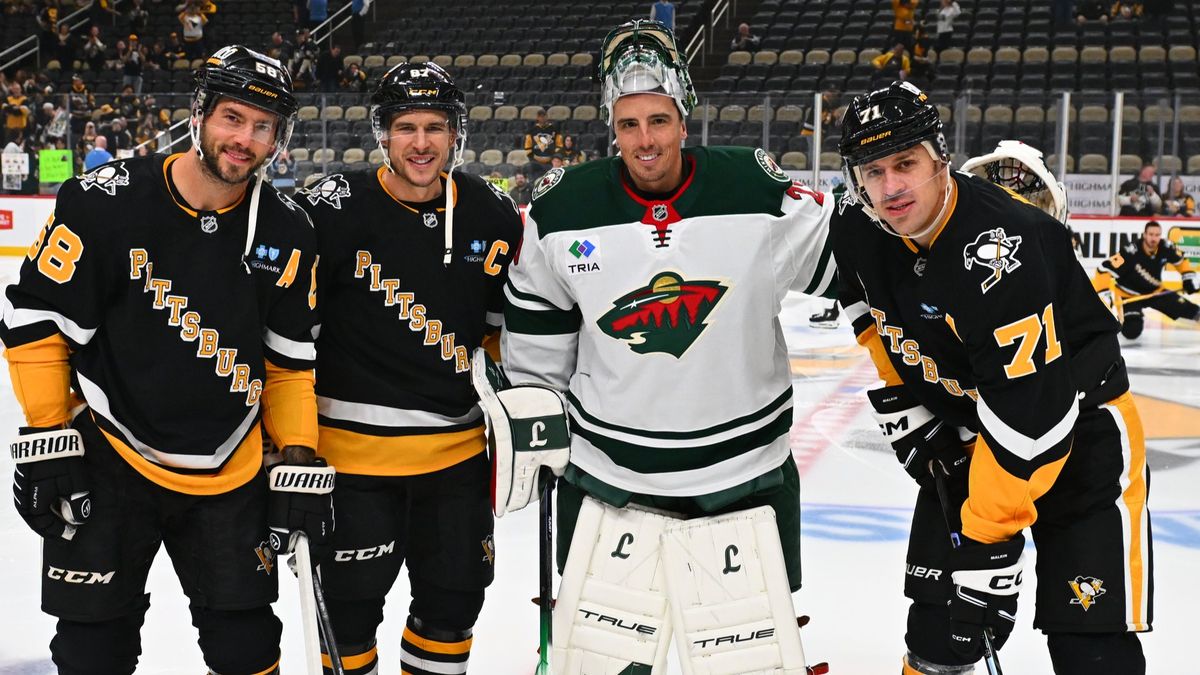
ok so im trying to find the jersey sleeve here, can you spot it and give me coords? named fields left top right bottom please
left=953, top=229, right=1079, bottom=544
left=499, top=211, right=581, bottom=391
left=262, top=202, right=319, bottom=372
left=1165, top=242, right=1195, bottom=276
left=0, top=179, right=112, bottom=352
left=773, top=181, right=837, bottom=299
left=831, top=207, right=903, bottom=387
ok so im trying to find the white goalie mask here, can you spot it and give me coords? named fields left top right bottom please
left=962, top=140, right=1069, bottom=223
left=599, top=19, right=697, bottom=126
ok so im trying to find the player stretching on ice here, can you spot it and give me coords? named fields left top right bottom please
left=832, top=81, right=1152, bottom=674
left=476, top=19, right=836, bottom=674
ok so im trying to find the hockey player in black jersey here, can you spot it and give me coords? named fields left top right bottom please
left=0, top=46, right=333, bottom=674
left=1094, top=220, right=1199, bottom=339
left=296, top=62, right=522, bottom=675
left=832, top=81, right=1152, bottom=675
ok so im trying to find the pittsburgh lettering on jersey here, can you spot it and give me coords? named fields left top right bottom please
left=129, top=248, right=263, bottom=406
left=870, top=307, right=978, bottom=401
left=353, top=250, right=470, bottom=373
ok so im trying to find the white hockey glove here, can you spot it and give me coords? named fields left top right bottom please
left=11, top=426, right=90, bottom=540
left=267, top=446, right=336, bottom=563
left=471, top=347, right=570, bottom=518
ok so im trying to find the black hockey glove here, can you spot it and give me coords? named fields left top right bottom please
left=11, top=426, right=91, bottom=540
left=267, top=446, right=335, bottom=563
left=947, top=534, right=1024, bottom=662
left=866, top=385, right=970, bottom=489
left=1182, top=273, right=1198, bottom=295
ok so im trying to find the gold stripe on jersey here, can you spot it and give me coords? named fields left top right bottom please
left=901, top=175, right=959, bottom=254
left=375, top=166, right=459, bottom=213
left=961, top=434, right=1070, bottom=544
left=855, top=325, right=903, bottom=386
left=248, top=659, right=281, bottom=675
left=482, top=330, right=501, bottom=362
left=262, top=358, right=317, bottom=449
left=317, top=423, right=485, bottom=476
left=100, top=414, right=263, bottom=495
left=161, top=153, right=249, bottom=217
left=5, top=333, right=73, bottom=427
left=1102, top=391, right=1151, bottom=631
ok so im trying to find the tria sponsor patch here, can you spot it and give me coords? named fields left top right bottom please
left=565, top=238, right=601, bottom=275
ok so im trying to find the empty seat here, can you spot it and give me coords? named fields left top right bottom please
left=1078, top=154, right=1108, bottom=173
left=479, top=149, right=504, bottom=166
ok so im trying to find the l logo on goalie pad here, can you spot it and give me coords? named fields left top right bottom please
left=661, top=506, right=811, bottom=675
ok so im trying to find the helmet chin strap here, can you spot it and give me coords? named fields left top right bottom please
left=442, top=128, right=466, bottom=266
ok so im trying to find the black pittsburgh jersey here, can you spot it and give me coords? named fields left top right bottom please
left=0, top=154, right=319, bottom=494
left=1098, top=237, right=1196, bottom=296
left=298, top=168, right=522, bottom=476
left=832, top=171, right=1123, bottom=544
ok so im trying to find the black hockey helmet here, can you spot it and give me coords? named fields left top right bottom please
left=370, top=61, right=467, bottom=142
left=191, top=45, right=297, bottom=159
left=838, top=81, right=949, bottom=218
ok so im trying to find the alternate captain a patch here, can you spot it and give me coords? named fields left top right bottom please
left=963, top=227, right=1022, bottom=293
left=598, top=272, right=727, bottom=358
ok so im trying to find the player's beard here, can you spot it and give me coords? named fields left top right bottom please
left=199, top=128, right=268, bottom=186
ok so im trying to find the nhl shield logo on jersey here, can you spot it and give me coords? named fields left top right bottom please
left=302, top=174, right=352, bottom=209
left=1068, top=575, right=1106, bottom=611
left=200, top=214, right=218, bottom=233
left=79, top=162, right=131, bottom=196
left=422, top=212, right=438, bottom=228
left=532, top=167, right=564, bottom=201
left=598, top=272, right=728, bottom=358
left=963, top=227, right=1023, bottom=293
left=754, top=148, right=790, bottom=183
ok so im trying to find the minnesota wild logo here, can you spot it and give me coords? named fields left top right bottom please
left=598, top=272, right=727, bottom=357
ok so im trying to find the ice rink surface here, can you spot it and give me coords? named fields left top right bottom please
left=0, top=264, right=1196, bottom=673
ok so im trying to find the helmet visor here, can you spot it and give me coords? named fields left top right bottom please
left=600, top=23, right=682, bottom=77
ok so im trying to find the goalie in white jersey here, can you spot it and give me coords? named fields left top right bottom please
left=483, top=19, right=836, bottom=675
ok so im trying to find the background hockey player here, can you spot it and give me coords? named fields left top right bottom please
left=1093, top=220, right=1199, bottom=339
left=0, top=45, right=331, bottom=675
left=493, top=19, right=836, bottom=673
left=296, top=62, right=521, bottom=675
left=833, top=81, right=1152, bottom=675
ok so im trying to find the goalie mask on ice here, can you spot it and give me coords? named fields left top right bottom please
left=470, top=348, right=570, bottom=518
left=598, top=19, right=697, bottom=126
left=962, top=140, right=1069, bottom=223
left=553, top=498, right=825, bottom=674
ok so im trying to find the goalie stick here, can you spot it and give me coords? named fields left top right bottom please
left=536, top=469, right=555, bottom=675
left=930, top=464, right=1003, bottom=675
left=293, top=534, right=347, bottom=675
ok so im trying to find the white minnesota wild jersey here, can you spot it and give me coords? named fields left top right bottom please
left=502, top=146, right=835, bottom=499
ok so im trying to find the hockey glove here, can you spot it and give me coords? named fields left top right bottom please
left=947, top=534, right=1024, bottom=662
left=11, top=426, right=91, bottom=540
left=867, top=385, right=971, bottom=489
left=471, top=347, right=570, bottom=518
left=1182, top=272, right=1198, bottom=295
left=267, top=446, right=335, bottom=563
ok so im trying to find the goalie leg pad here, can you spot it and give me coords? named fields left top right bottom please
left=553, top=496, right=678, bottom=674
left=660, top=506, right=810, bottom=675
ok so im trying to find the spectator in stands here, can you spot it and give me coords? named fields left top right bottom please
left=67, top=74, right=93, bottom=135
left=339, top=62, right=368, bottom=93
left=265, top=31, right=289, bottom=63
left=729, top=23, right=761, bottom=52
left=121, top=35, right=145, bottom=93
left=36, top=0, right=59, bottom=56
left=4, top=82, right=31, bottom=145
left=1160, top=176, right=1195, bottom=217
left=890, top=0, right=918, bottom=50
left=872, top=43, right=911, bottom=85
left=1076, top=1, right=1109, bottom=23
left=271, top=149, right=296, bottom=191
left=178, top=1, right=208, bottom=59
left=934, top=0, right=960, bottom=51
left=524, top=108, right=562, bottom=177
left=559, top=134, right=585, bottom=165
left=307, top=0, right=327, bottom=29
left=83, top=133, right=113, bottom=169
left=508, top=171, right=532, bottom=205
left=148, top=38, right=169, bottom=70
left=316, top=43, right=342, bottom=91
left=39, top=100, right=68, bottom=145
left=105, top=116, right=134, bottom=154
left=1110, top=1, right=1143, bottom=20
left=1118, top=163, right=1163, bottom=215
left=165, top=31, right=187, bottom=61
left=134, top=110, right=160, bottom=149
left=127, top=0, right=149, bottom=35
left=82, top=25, right=107, bottom=71
left=650, top=0, right=675, bottom=32
left=289, top=28, right=318, bottom=89
left=802, top=88, right=839, bottom=138
left=54, top=22, right=75, bottom=67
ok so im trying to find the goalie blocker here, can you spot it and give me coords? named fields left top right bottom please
left=471, top=348, right=570, bottom=517
left=553, top=497, right=827, bottom=675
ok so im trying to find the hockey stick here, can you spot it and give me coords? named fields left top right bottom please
left=293, top=534, right=347, bottom=675
left=929, top=465, right=1004, bottom=675
left=536, top=468, right=556, bottom=675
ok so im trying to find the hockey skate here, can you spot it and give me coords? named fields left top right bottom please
left=809, top=305, right=839, bottom=329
